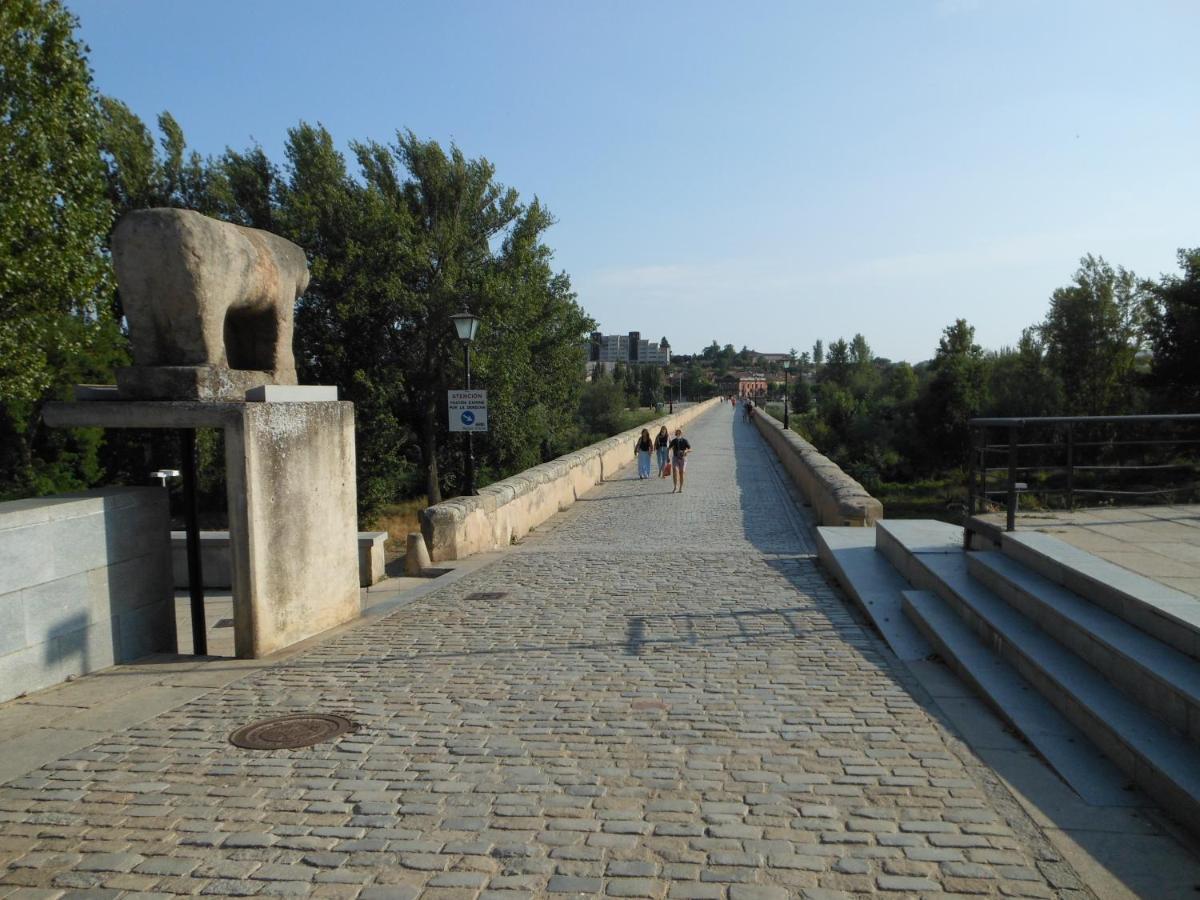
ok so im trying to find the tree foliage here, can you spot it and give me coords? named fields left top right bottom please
left=0, top=0, right=125, bottom=497
left=1040, top=255, right=1145, bottom=415
left=1145, top=248, right=1200, bottom=408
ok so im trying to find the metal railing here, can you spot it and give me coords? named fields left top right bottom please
left=967, top=414, right=1200, bottom=531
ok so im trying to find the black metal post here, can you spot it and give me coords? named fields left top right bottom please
left=668, top=373, right=673, bottom=414
left=783, top=368, right=790, bottom=431
left=1065, top=423, right=1075, bottom=510
left=1006, top=425, right=1018, bottom=532
left=179, top=428, right=207, bottom=655
left=463, top=343, right=476, bottom=496
left=967, top=426, right=978, bottom=517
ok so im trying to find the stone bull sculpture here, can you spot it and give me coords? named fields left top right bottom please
left=112, top=208, right=310, bottom=399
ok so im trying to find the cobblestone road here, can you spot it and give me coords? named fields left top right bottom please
left=0, top=407, right=1088, bottom=898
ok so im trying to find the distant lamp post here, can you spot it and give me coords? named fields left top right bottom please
left=450, top=308, right=481, bottom=496
left=666, top=371, right=673, bottom=414
left=782, top=361, right=791, bottom=431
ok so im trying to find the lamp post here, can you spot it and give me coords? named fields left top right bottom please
left=450, top=308, right=481, bottom=496
left=667, top=371, right=673, bottom=414
left=782, top=360, right=791, bottom=431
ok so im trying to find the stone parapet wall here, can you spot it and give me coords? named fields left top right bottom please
left=0, top=487, right=174, bottom=702
left=422, top=398, right=724, bottom=561
left=752, top=408, right=883, bottom=526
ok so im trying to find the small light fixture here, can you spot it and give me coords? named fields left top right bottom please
left=450, top=309, right=481, bottom=344
left=151, top=468, right=181, bottom=488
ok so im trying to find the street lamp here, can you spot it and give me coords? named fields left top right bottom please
left=782, top=360, right=790, bottom=431
left=151, top=468, right=180, bottom=488
left=666, top=371, right=673, bottom=414
left=450, top=308, right=481, bottom=495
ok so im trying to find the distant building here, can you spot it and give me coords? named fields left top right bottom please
left=587, top=331, right=671, bottom=366
left=737, top=374, right=768, bottom=398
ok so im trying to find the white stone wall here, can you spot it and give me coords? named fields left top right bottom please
left=0, top=487, right=174, bottom=702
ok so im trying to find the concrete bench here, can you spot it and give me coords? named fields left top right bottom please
left=172, top=530, right=387, bottom=588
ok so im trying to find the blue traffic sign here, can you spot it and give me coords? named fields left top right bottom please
left=461, top=410, right=475, bottom=425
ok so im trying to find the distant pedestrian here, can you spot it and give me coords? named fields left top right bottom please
left=669, top=427, right=691, bottom=493
left=654, top=425, right=670, bottom=477
left=635, top=428, right=653, bottom=479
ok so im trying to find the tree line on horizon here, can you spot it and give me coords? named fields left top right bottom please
left=1, top=0, right=599, bottom=512
left=787, top=251, right=1200, bottom=490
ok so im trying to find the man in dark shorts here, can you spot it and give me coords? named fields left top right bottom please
left=668, top=427, right=691, bottom=493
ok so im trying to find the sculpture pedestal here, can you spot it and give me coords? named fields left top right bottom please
left=43, top=400, right=360, bottom=658
left=116, top=365, right=279, bottom=401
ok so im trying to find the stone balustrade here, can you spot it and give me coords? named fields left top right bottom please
left=422, top=398, right=724, bottom=561
left=752, top=407, right=883, bottom=526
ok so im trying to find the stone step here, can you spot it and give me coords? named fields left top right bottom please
left=969, top=551, right=1200, bottom=745
left=900, top=589, right=1142, bottom=807
left=814, top=526, right=931, bottom=661
left=902, top=547, right=1200, bottom=834
left=874, top=519, right=963, bottom=585
left=1000, top=530, right=1200, bottom=661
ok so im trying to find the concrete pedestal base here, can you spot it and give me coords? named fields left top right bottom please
left=44, top=399, right=360, bottom=658
left=116, top=366, right=278, bottom=401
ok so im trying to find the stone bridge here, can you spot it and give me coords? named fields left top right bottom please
left=0, top=403, right=1197, bottom=897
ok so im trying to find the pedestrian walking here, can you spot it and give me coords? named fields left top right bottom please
left=669, top=427, right=691, bottom=493
left=635, top=428, right=653, bottom=479
left=654, top=425, right=670, bottom=477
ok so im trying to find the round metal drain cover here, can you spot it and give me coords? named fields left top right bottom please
left=229, top=713, right=354, bottom=750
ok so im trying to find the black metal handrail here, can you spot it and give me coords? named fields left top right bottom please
left=967, top=414, right=1200, bottom=531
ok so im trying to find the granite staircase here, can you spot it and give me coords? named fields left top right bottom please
left=817, top=518, right=1200, bottom=834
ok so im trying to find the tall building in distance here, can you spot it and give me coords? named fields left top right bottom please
left=588, top=331, right=671, bottom=366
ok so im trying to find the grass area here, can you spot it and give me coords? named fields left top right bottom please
left=873, top=478, right=967, bottom=524
left=363, top=497, right=427, bottom=559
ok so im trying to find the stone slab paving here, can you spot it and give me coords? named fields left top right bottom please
left=0, top=406, right=1089, bottom=898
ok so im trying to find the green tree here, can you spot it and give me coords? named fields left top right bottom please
left=0, top=0, right=125, bottom=497
left=915, top=319, right=988, bottom=469
left=1041, top=255, right=1145, bottom=415
left=822, top=338, right=851, bottom=387
left=289, top=126, right=591, bottom=505
left=985, top=328, right=1061, bottom=418
left=577, top=379, right=625, bottom=437
left=1145, top=248, right=1200, bottom=408
left=638, top=365, right=662, bottom=407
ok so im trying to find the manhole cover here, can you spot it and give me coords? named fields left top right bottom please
left=229, top=713, right=354, bottom=750
left=465, top=592, right=508, bottom=601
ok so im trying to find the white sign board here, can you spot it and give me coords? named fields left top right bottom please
left=448, top=389, right=488, bottom=432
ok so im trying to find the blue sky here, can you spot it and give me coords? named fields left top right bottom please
left=69, top=0, right=1199, bottom=362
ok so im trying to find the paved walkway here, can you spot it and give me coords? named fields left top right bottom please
left=975, top=506, right=1200, bottom=597
left=0, top=408, right=1088, bottom=898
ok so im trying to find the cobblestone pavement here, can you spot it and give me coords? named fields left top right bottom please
left=0, top=407, right=1090, bottom=898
